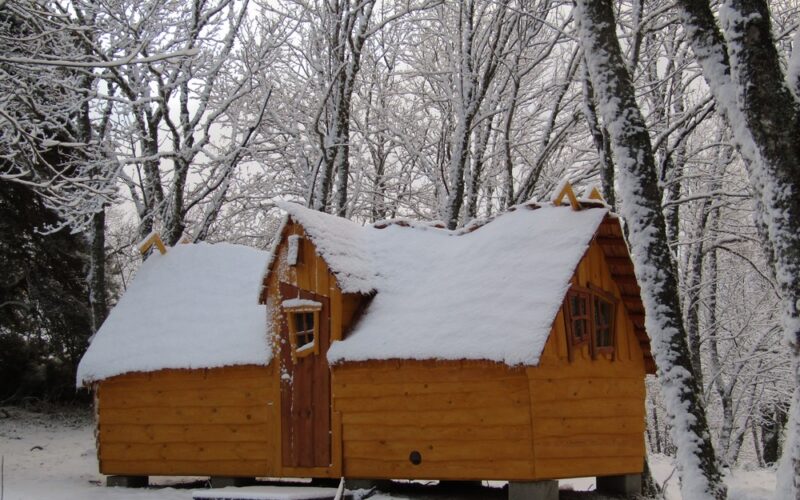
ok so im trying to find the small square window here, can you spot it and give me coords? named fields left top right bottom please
left=283, top=297, right=322, bottom=361
left=293, top=312, right=315, bottom=351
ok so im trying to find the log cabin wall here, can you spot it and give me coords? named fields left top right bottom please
left=527, top=237, right=647, bottom=480
left=96, top=364, right=278, bottom=477
left=332, top=360, right=537, bottom=481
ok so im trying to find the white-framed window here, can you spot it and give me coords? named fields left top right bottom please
left=282, top=298, right=322, bottom=361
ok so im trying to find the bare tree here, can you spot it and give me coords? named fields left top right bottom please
left=673, top=2, right=800, bottom=494
left=575, top=0, right=726, bottom=497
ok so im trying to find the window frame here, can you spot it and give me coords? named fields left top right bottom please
left=590, top=287, right=617, bottom=358
left=285, top=304, right=321, bottom=362
left=564, top=285, right=618, bottom=361
left=566, top=288, right=592, bottom=348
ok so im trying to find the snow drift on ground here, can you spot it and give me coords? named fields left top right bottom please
left=76, top=242, right=271, bottom=385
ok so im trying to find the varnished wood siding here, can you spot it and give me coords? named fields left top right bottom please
left=529, top=239, right=647, bottom=479
left=264, top=220, right=358, bottom=477
left=331, top=237, right=647, bottom=482
left=332, top=360, right=536, bottom=480
left=97, top=365, right=278, bottom=477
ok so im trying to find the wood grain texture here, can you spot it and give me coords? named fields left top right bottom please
left=97, top=365, right=278, bottom=477
left=333, top=361, right=536, bottom=481
left=528, top=237, right=647, bottom=478
left=265, top=220, right=347, bottom=477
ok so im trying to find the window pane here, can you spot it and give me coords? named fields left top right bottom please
left=293, top=312, right=316, bottom=350
left=595, top=298, right=611, bottom=326
left=597, top=327, right=611, bottom=347
left=305, top=312, right=314, bottom=331
left=574, top=319, right=586, bottom=341
left=570, top=294, right=582, bottom=316
left=294, top=312, right=304, bottom=332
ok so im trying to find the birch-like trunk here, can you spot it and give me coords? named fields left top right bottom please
left=575, top=1, right=726, bottom=497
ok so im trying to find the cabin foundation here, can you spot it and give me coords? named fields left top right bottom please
left=344, top=479, right=393, bottom=491
left=508, top=480, right=558, bottom=500
left=596, top=473, right=642, bottom=496
left=210, top=477, right=256, bottom=488
left=106, top=475, right=148, bottom=488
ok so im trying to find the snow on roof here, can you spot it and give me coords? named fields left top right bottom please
left=275, top=200, right=374, bottom=293
left=278, top=202, right=609, bottom=366
left=77, top=242, right=271, bottom=386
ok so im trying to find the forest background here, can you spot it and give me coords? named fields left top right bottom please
left=0, top=0, right=798, bottom=498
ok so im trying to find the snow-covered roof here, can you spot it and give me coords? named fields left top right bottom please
left=275, top=201, right=374, bottom=293
left=77, top=242, right=271, bottom=386
left=277, top=202, right=609, bottom=366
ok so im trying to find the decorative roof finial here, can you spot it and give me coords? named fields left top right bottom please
left=138, top=231, right=167, bottom=256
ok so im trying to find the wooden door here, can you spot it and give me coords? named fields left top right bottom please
left=278, top=282, right=332, bottom=468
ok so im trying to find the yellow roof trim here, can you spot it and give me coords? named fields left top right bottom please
left=138, top=232, right=167, bottom=256
left=553, top=181, right=581, bottom=211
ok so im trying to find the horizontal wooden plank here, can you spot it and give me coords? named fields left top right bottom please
left=101, top=441, right=272, bottom=462
left=534, top=456, right=643, bottom=480
left=343, top=423, right=531, bottom=442
left=344, top=458, right=535, bottom=481
left=100, top=405, right=271, bottom=425
left=334, top=378, right=529, bottom=399
left=534, top=434, right=644, bottom=459
left=100, top=459, right=272, bottom=477
left=335, top=388, right=529, bottom=412
left=99, top=423, right=273, bottom=444
left=101, top=366, right=274, bottom=391
left=344, top=439, right=533, bottom=462
left=334, top=362, right=525, bottom=384
left=529, top=377, right=644, bottom=402
left=526, top=364, right=645, bottom=380
left=100, top=386, right=276, bottom=409
left=534, top=416, right=645, bottom=437
left=342, top=407, right=531, bottom=426
left=530, top=397, right=643, bottom=419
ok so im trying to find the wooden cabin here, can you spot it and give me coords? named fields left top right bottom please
left=78, top=183, right=655, bottom=497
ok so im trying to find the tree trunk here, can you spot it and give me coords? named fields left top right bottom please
left=466, top=114, right=494, bottom=221
left=763, top=404, right=788, bottom=466
left=581, top=61, right=615, bottom=210
left=88, top=209, right=108, bottom=334
left=675, top=2, right=800, bottom=494
left=575, top=1, right=726, bottom=497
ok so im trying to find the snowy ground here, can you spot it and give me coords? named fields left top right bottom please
left=0, top=406, right=777, bottom=500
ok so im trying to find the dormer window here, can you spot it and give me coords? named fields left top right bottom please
left=283, top=298, right=322, bottom=361
left=566, top=287, right=616, bottom=359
